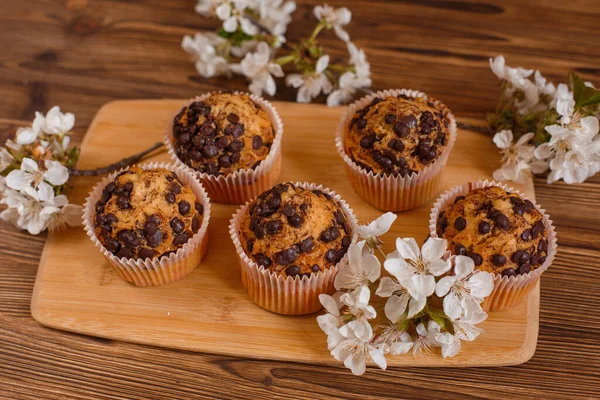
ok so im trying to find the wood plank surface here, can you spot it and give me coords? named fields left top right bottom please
left=31, top=99, right=538, bottom=368
left=1, top=0, right=599, bottom=399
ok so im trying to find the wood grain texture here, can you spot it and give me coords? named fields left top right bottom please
left=32, top=99, right=538, bottom=367
left=0, top=0, right=599, bottom=399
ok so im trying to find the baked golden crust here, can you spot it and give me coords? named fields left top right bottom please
left=172, top=93, right=275, bottom=176
left=239, top=183, right=353, bottom=278
left=94, top=167, right=204, bottom=260
left=436, top=186, right=548, bottom=276
left=344, top=95, right=451, bottom=176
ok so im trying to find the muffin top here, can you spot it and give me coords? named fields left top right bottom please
left=172, top=93, right=275, bottom=176
left=436, top=186, right=548, bottom=276
left=239, top=183, right=353, bottom=278
left=344, top=94, right=451, bottom=177
left=94, top=167, right=204, bottom=260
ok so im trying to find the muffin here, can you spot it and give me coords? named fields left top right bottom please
left=239, top=183, right=353, bottom=278
left=430, top=180, right=556, bottom=312
left=436, top=186, right=548, bottom=277
left=84, top=162, right=211, bottom=287
left=166, top=92, right=283, bottom=204
left=336, top=89, right=456, bottom=211
left=230, top=182, right=358, bottom=315
left=94, top=167, right=203, bottom=260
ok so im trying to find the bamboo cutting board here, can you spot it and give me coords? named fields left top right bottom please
left=31, top=100, right=539, bottom=368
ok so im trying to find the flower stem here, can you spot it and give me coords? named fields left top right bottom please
left=309, top=22, right=326, bottom=42
left=69, top=142, right=164, bottom=176
left=274, top=54, right=297, bottom=66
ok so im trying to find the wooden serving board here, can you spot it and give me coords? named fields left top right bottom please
left=31, top=100, right=539, bottom=368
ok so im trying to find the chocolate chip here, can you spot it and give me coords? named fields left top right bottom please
left=267, top=195, right=281, bottom=210
left=532, top=220, right=544, bottom=238
left=501, top=268, right=516, bottom=277
left=116, top=248, right=133, bottom=259
left=123, top=182, right=133, bottom=191
left=287, top=213, right=303, bottom=228
left=492, top=254, right=507, bottom=266
left=202, top=145, right=218, bottom=159
left=252, top=135, right=263, bottom=150
left=146, top=230, right=163, bottom=248
left=192, top=216, right=200, bottom=232
left=204, top=163, right=219, bottom=175
left=494, top=213, right=510, bottom=230
left=454, top=217, right=466, bottom=231
left=342, top=235, right=352, bottom=248
left=195, top=202, right=204, bottom=215
left=518, top=263, right=531, bottom=274
left=393, top=123, right=410, bottom=137
left=219, top=154, right=232, bottom=168
left=266, top=220, right=282, bottom=234
left=277, top=248, right=298, bottom=265
left=469, top=253, right=483, bottom=266
left=231, top=124, right=244, bottom=138
left=537, top=238, right=548, bottom=253
left=139, top=248, right=155, bottom=259
left=521, top=229, right=532, bottom=241
left=538, top=256, right=546, bottom=265
left=227, top=140, right=243, bottom=152
left=117, top=195, right=130, bottom=209
left=165, top=192, right=176, bottom=204
left=256, top=254, right=271, bottom=267
left=356, top=118, right=367, bottom=129
left=249, top=217, right=260, bottom=231
left=170, top=182, right=182, bottom=194
left=173, top=233, right=189, bottom=246
left=320, top=227, right=340, bottom=243
left=105, top=237, right=121, bottom=253
left=454, top=195, right=465, bottom=204
left=437, top=215, right=448, bottom=234
left=190, top=149, right=203, bottom=161
left=117, top=230, right=139, bottom=248
left=215, top=136, right=229, bottom=149
left=201, top=124, right=215, bottom=137
left=510, top=196, right=523, bottom=205
left=455, top=243, right=467, bottom=255
left=281, top=204, right=295, bottom=217
left=170, top=217, right=185, bottom=234
left=311, top=265, right=320, bottom=273
left=105, top=182, right=116, bottom=194
left=253, top=225, right=265, bottom=239
left=478, top=221, right=491, bottom=234
left=325, top=249, right=338, bottom=262
left=300, top=237, right=314, bottom=253
left=286, top=265, right=300, bottom=277
left=360, top=135, right=376, bottom=149
left=144, top=221, right=158, bottom=237
left=531, top=253, right=541, bottom=266
left=400, top=115, right=417, bottom=128
left=178, top=201, right=191, bottom=215
left=512, top=250, right=530, bottom=264
left=227, top=113, right=239, bottom=124
left=388, top=138, right=405, bottom=152
left=334, top=210, right=345, bottom=226
left=231, top=151, right=241, bottom=164
left=384, top=114, right=396, bottom=124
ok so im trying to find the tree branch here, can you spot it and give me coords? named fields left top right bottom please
left=69, top=142, right=165, bottom=176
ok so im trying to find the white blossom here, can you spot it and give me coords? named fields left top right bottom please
left=334, top=241, right=381, bottom=302
left=534, top=70, right=556, bottom=97
left=216, top=0, right=258, bottom=35
left=375, top=322, right=414, bottom=355
left=40, top=106, right=75, bottom=135
left=45, top=195, right=83, bottom=231
left=412, top=320, right=441, bottom=357
left=492, top=130, right=548, bottom=183
left=15, top=113, right=44, bottom=145
left=435, top=319, right=484, bottom=358
left=257, top=0, right=296, bottom=39
left=313, top=4, right=352, bottom=42
left=232, top=42, right=284, bottom=96
left=182, top=32, right=230, bottom=78
left=0, top=188, right=59, bottom=235
left=0, top=147, right=14, bottom=172
left=285, top=55, right=333, bottom=103
left=356, top=211, right=396, bottom=252
left=489, top=55, right=539, bottom=114
left=317, top=293, right=346, bottom=351
left=326, top=71, right=371, bottom=107
left=435, top=255, right=493, bottom=321
left=347, top=42, right=370, bottom=79
left=376, top=276, right=425, bottom=321
left=195, top=0, right=222, bottom=16
left=330, top=321, right=386, bottom=375
left=383, top=237, right=451, bottom=303
left=6, top=158, right=69, bottom=202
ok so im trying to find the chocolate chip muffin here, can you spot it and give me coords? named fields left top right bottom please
left=171, top=93, right=275, bottom=176
left=344, top=94, right=451, bottom=177
left=94, top=167, right=204, bottom=260
left=436, top=186, right=548, bottom=277
left=239, top=183, right=353, bottom=278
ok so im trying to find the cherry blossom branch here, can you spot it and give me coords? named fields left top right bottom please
left=69, top=142, right=164, bottom=176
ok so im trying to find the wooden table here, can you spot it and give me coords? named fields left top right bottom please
left=1, top=1, right=598, bottom=399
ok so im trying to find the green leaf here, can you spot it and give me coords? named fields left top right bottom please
left=569, top=72, right=600, bottom=109
left=396, top=318, right=410, bottom=332
left=424, top=306, right=455, bottom=335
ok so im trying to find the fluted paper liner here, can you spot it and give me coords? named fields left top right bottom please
left=335, top=88, right=457, bottom=212
left=165, top=91, right=283, bottom=204
left=229, top=182, right=358, bottom=315
left=83, top=162, right=212, bottom=287
left=429, top=180, right=557, bottom=312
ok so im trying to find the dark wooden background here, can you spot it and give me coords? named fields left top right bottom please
left=1, top=1, right=599, bottom=399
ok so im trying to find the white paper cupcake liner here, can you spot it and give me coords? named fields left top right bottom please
left=229, top=182, right=359, bottom=315
left=335, top=88, right=457, bottom=212
left=164, top=91, right=283, bottom=204
left=428, top=179, right=557, bottom=312
left=83, top=162, right=212, bottom=287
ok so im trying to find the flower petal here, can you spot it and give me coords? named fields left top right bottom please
left=368, top=347, right=387, bottom=371
left=407, top=295, right=426, bottom=319
left=44, top=160, right=69, bottom=186
left=435, top=275, right=456, bottom=298
left=345, top=353, right=367, bottom=376
left=5, top=169, right=31, bottom=191
left=384, top=293, right=409, bottom=323
left=362, top=254, right=381, bottom=282
left=395, top=237, right=420, bottom=260
left=442, top=291, right=463, bottom=320
left=454, top=255, right=474, bottom=278
left=467, top=271, right=494, bottom=298
left=408, top=273, right=436, bottom=298
left=376, top=277, right=400, bottom=298
left=493, top=130, right=513, bottom=149
left=383, top=257, right=412, bottom=282
left=421, top=237, right=448, bottom=263
left=427, top=258, right=451, bottom=276
left=319, top=294, right=340, bottom=316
